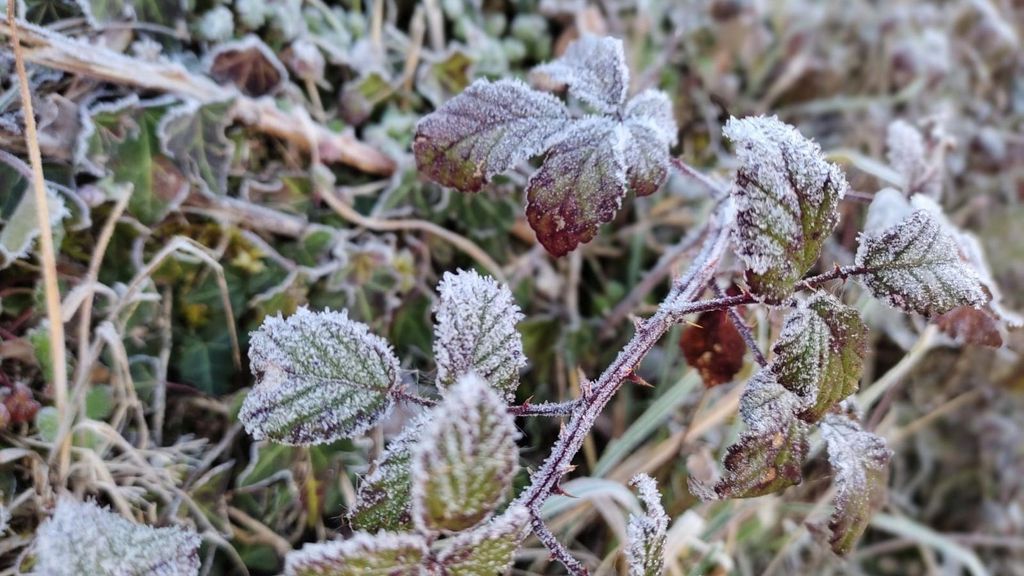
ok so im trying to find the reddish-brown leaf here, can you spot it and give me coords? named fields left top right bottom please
left=3, top=383, right=40, bottom=424
left=207, top=36, right=286, bottom=97
left=934, top=306, right=1003, bottom=347
left=679, top=308, right=746, bottom=388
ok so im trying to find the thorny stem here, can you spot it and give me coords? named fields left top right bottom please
left=800, top=264, right=864, bottom=287
left=509, top=399, right=579, bottom=417
left=530, top=510, right=589, bottom=576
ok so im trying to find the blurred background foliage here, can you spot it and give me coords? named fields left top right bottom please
left=1, top=0, right=1023, bottom=574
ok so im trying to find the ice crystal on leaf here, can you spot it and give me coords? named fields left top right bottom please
left=433, top=270, right=526, bottom=401
left=771, top=293, right=867, bottom=422
left=529, top=35, right=629, bottom=113
left=284, top=532, right=427, bottom=576
left=525, top=116, right=628, bottom=256
left=239, top=307, right=402, bottom=445
left=821, top=413, right=892, bottom=555
left=413, top=35, right=678, bottom=257
left=412, top=78, right=571, bottom=192
left=691, top=370, right=808, bottom=500
left=348, top=415, right=428, bottom=532
left=436, top=505, right=531, bottom=575
left=35, top=499, right=200, bottom=576
left=411, top=373, right=520, bottom=533
left=724, top=116, right=848, bottom=301
left=855, top=210, right=987, bottom=317
left=626, top=474, right=669, bottom=576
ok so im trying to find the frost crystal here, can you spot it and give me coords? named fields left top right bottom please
left=623, top=90, right=678, bottom=197
left=436, top=505, right=530, bottom=575
left=284, top=531, right=427, bottom=576
left=724, top=115, right=848, bottom=301
left=855, top=210, right=988, bottom=317
left=411, top=373, right=521, bottom=533
left=525, top=116, right=629, bottom=256
left=691, top=370, right=808, bottom=499
left=348, top=415, right=429, bottom=532
left=530, top=35, right=629, bottom=113
left=413, top=78, right=571, bottom=192
left=771, top=293, right=867, bottom=422
left=239, top=307, right=401, bottom=445
left=821, top=413, right=892, bottom=555
left=35, top=499, right=201, bottom=576
left=433, top=270, right=526, bottom=401
left=626, top=474, right=669, bottom=576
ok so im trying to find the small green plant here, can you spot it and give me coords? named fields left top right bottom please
left=227, top=34, right=1013, bottom=575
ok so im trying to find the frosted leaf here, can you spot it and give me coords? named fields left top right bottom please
left=436, top=505, right=530, bottom=575
left=411, top=373, right=520, bottom=533
left=433, top=270, right=526, bottom=401
left=854, top=210, right=988, bottom=317
left=821, top=413, right=892, bottom=555
left=284, top=532, right=427, bottom=576
left=530, top=35, right=629, bottom=113
left=626, top=474, right=668, bottom=576
left=623, top=90, right=678, bottom=197
left=525, top=116, right=629, bottom=256
left=348, top=415, right=428, bottom=532
left=770, top=293, right=867, bottom=423
left=35, top=498, right=200, bottom=576
left=886, top=120, right=927, bottom=194
left=239, top=307, right=401, bottom=445
left=413, top=78, right=571, bottom=192
left=157, top=99, right=235, bottom=197
left=862, top=187, right=912, bottom=234
left=205, top=35, right=287, bottom=97
left=691, top=370, right=808, bottom=500
left=724, top=116, right=848, bottom=301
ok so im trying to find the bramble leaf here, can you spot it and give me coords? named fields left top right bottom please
left=821, top=413, right=892, bottom=555
left=525, top=116, right=628, bottom=256
left=771, top=293, right=867, bottom=422
left=412, top=78, right=571, bottom=192
left=622, top=90, right=677, bottom=196
left=433, top=269, right=526, bottom=401
left=530, top=35, right=628, bottom=113
left=348, top=416, right=426, bottom=532
left=206, top=36, right=287, bottom=97
left=158, top=99, right=234, bottom=197
left=36, top=498, right=201, bottom=576
left=855, top=210, right=988, bottom=317
left=626, top=474, right=669, bottom=576
left=724, top=116, right=848, bottom=301
left=284, top=532, right=427, bottom=576
left=239, top=307, right=401, bottom=445
left=691, top=370, right=808, bottom=499
left=0, top=164, right=68, bottom=269
left=436, top=505, right=530, bottom=575
left=679, top=307, right=746, bottom=388
left=411, top=373, right=520, bottom=533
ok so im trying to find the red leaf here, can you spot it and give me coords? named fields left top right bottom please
left=934, top=306, right=1003, bottom=347
left=679, top=308, right=746, bottom=388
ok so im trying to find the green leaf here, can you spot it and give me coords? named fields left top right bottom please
left=771, top=293, right=867, bottom=422
left=158, top=99, right=235, bottom=197
left=724, top=116, right=849, bottom=301
left=416, top=46, right=475, bottom=108
left=36, top=498, right=200, bottom=575
left=340, top=71, right=394, bottom=125
left=0, top=164, right=68, bottom=269
left=821, top=413, right=892, bottom=555
left=411, top=373, right=520, bottom=533
left=239, top=307, right=402, bottom=445
left=75, top=0, right=185, bottom=27
left=626, top=474, right=668, bottom=576
left=413, top=78, right=571, bottom=193
left=348, top=416, right=427, bottom=532
left=855, top=209, right=988, bottom=317
left=525, top=116, right=628, bottom=256
left=285, top=532, right=427, bottom=576
left=436, top=505, right=530, bottom=575
left=432, top=269, right=526, bottom=401
left=691, top=370, right=808, bottom=499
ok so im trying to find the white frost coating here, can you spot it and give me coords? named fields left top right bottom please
left=723, top=115, right=848, bottom=289
left=436, top=505, right=531, bottom=575
left=284, top=531, right=427, bottom=575
left=622, top=90, right=678, bottom=196
left=433, top=270, right=526, bottom=401
left=737, top=369, right=803, bottom=436
left=35, top=499, right=201, bottom=576
left=821, top=414, right=892, bottom=549
left=855, top=210, right=988, bottom=317
left=203, top=34, right=288, bottom=93
left=626, top=474, right=669, bottom=576
left=624, top=90, right=678, bottom=148
left=530, top=35, right=630, bottom=113
left=239, top=307, right=401, bottom=445
left=863, top=187, right=912, bottom=234
left=411, top=373, right=521, bottom=534
left=886, top=120, right=927, bottom=193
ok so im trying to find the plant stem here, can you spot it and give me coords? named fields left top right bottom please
left=7, top=2, right=69, bottom=495
left=509, top=399, right=578, bottom=417
left=710, top=282, right=767, bottom=367
left=530, top=510, right=589, bottom=576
